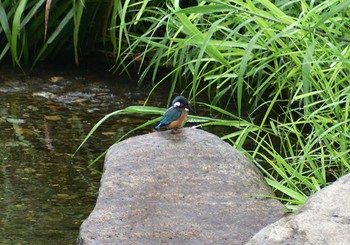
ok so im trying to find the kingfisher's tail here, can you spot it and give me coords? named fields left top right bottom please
left=155, top=123, right=162, bottom=130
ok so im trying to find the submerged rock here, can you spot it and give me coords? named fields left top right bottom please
left=247, top=174, right=350, bottom=245
left=77, top=128, right=285, bottom=244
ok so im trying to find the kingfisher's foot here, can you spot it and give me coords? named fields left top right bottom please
left=171, top=128, right=180, bottom=134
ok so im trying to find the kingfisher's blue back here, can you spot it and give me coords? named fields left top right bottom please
left=155, top=107, right=182, bottom=129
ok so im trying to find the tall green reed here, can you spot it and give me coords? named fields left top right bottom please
left=0, top=0, right=117, bottom=66
left=115, top=0, right=350, bottom=112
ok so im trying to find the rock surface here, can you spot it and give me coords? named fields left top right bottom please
left=77, top=128, right=285, bottom=244
left=247, top=174, right=350, bottom=245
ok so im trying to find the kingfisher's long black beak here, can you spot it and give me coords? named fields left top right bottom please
left=186, top=105, right=196, bottom=114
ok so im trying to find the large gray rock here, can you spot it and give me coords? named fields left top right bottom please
left=77, top=128, right=285, bottom=244
left=247, top=174, right=350, bottom=245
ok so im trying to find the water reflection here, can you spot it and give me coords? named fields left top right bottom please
left=0, top=66, right=160, bottom=244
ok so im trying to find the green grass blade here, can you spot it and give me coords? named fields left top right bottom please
left=11, top=0, right=27, bottom=67
left=73, top=106, right=165, bottom=156
left=33, top=9, right=74, bottom=65
left=0, top=1, right=12, bottom=43
left=73, top=0, right=86, bottom=64
left=173, top=11, right=230, bottom=68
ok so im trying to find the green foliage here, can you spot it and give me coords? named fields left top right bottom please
left=115, top=0, right=350, bottom=113
left=0, top=0, right=117, bottom=65
left=109, top=0, right=350, bottom=210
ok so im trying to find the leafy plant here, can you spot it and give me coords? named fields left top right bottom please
left=0, top=0, right=118, bottom=66
left=107, top=0, right=350, bottom=209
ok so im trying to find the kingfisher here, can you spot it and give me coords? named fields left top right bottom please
left=155, top=96, right=194, bottom=133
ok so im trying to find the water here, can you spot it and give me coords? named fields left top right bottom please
left=0, top=64, right=163, bottom=244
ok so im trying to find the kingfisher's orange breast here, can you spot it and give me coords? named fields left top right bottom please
left=167, top=110, right=188, bottom=129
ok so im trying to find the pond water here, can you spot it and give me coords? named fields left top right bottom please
left=0, top=64, right=167, bottom=244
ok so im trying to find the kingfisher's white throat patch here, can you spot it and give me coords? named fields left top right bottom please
left=174, top=102, right=181, bottom=107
